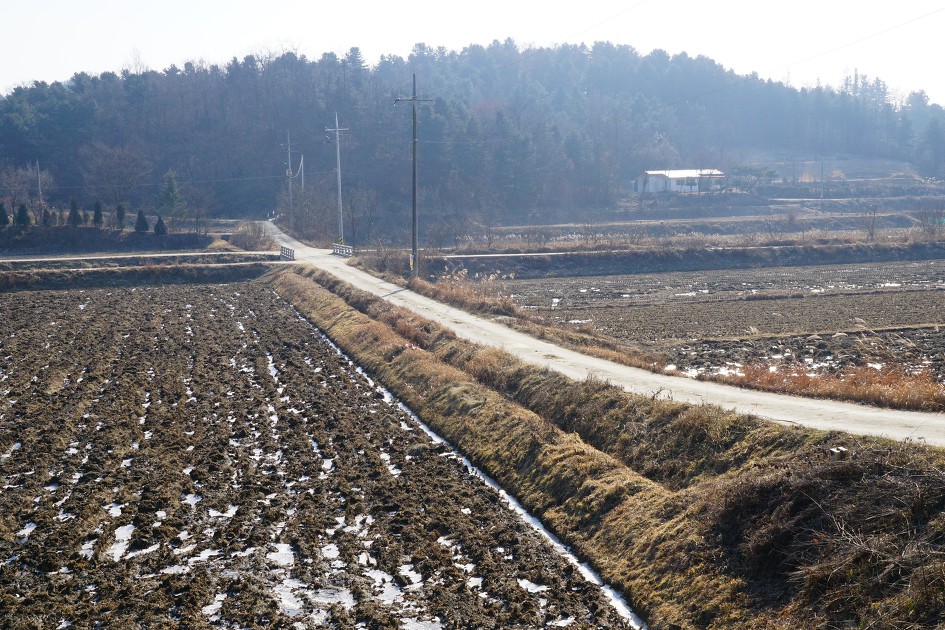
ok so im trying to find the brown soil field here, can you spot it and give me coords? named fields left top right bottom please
left=504, top=259, right=945, bottom=380
left=0, top=281, right=632, bottom=628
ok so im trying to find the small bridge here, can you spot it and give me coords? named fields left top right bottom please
left=332, top=243, right=354, bottom=257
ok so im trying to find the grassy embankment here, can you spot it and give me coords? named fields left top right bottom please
left=270, top=265, right=945, bottom=628
left=0, top=261, right=277, bottom=292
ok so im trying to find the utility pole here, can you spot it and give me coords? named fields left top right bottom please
left=281, top=132, right=305, bottom=228
left=326, top=113, right=348, bottom=244
left=285, top=130, right=293, bottom=227
left=395, top=74, right=433, bottom=279
left=820, top=160, right=825, bottom=212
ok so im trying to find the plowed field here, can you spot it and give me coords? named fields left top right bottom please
left=0, top=282, right=631, bottom=628
left=508, top=259, right=945, bottom=380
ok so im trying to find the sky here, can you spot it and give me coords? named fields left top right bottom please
left=2, top=1, right=945, bottom=106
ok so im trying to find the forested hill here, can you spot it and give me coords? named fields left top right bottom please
left=2, top=40, right=944, bottom=241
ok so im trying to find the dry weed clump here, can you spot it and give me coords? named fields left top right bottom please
left=714, top=364, right=945, bottom=412
left=409, top=270, right=522, bottom=317
left=228, top=221, right=275, bottom=250
left=700, top=441, right=945, bottom=626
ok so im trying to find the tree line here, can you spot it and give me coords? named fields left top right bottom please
left=1, top=39, right=944, bottom=245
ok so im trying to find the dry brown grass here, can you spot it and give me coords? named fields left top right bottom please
left=408, top=273, right=521, bottom=317
left=228, top=221, right=275, bottom=251
left=713, top=364, right=945, bottom=412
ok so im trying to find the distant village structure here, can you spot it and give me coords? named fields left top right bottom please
left=634, top=169, right=726, bottom=193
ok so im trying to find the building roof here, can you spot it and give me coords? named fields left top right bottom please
left=642, top=169, right=725, bottom=178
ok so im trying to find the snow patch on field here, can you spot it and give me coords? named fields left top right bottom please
left=107, top=524, right=135, bottom=561
left=209, top=505, right=238, bottom=518
left=201, top=593, right=226, bottom=618
left=79, top=539, right=96, bottom=559
left=267, top=543, right=295, bottom=567
left=16, top=522, right=37, bottom=542
left=517, top=578, right=550, bottom=593
left=1, top=442, right=21, bottom=461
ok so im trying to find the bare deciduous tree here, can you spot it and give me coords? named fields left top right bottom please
left=0, top=165, right=33, bottom=218
left=80, top=142, right=153, bottom=208
left=344, top=187, right=379, bottom=246
left=914, top=204, right=945, bottom=238
left=862, top=203, right=880, bottom=241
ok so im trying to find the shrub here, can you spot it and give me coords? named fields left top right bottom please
left=229, top=222, right=274, bottom=250
left=67, top=197, right=81, bottom=227
left=14, top=204, right=30, bottom=227
left=134, top=210, right=149, bottom=233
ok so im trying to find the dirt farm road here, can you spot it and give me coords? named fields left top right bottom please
left=276, top=223, right=945, bottom=446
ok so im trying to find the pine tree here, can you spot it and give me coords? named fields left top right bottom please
left=135, top=209, right=149, bottom=233
left=0, top=201, right=8, bottom=227
left=15, top=204, right=30, bottom=227
left=67, top=197, right=81, bottom=227
left=115, top=203, right=126, bottom=230
left=154, top=215, right=167, bottom=236
left=156, top=169, right=186, bottom=217
left=93, top=200, right=103, bottom=228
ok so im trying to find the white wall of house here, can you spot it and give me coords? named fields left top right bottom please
left=635, top=169, right=724, bottom=193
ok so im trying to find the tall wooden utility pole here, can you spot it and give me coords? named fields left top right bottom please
left=326, top=113, right=348, bottom=244
left=36, top=159, right=43, bottom=206
left=285, top=130, right=293, bottom=228
left=395, top=74, right=432, bottom=279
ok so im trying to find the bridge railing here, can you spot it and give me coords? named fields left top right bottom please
left=332, top=243, right=354, bottom=257
left=280, top=246, right=295, bottom=261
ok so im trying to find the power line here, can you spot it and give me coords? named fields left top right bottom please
left=775, top=7, right=945, bottom=82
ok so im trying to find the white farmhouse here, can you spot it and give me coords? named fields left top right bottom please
left=634, top=169, right=725, bottom=193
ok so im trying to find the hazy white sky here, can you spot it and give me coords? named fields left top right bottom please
left=3, top=1, right=945, bottom=105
